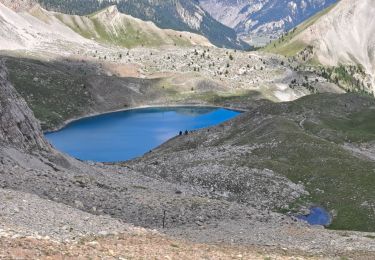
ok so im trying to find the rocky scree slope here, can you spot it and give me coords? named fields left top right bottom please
left=0, top=61, right=49, bottom=151
left=199, top=0, right=337, bottom=39
left=37, top=0, right=250, bottom=50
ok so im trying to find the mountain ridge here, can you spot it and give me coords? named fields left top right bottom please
left=53, top=4, right=213, bottom=48
left=37, top=0, right=250, bottom=50
left=0, top=2, right=212, bottom=51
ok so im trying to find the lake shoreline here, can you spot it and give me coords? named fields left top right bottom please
left=44, top=103, right=248, bottom=134
left=45, top=106, right=241, bottom=162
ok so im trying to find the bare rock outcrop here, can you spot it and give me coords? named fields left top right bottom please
left=0, top=61, right=49, bottom=151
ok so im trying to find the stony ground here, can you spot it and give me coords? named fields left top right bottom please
left=0, top=231, right=355, bottom=260
left=0, top=186, right=374, bottom=259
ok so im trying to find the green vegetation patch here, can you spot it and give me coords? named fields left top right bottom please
left=211, top=93, right=375, bottom=232
left=262, top=3, right=338, bottom=56
left=55, top=11, right=192, bottom=49
left=4, top=56, right=91, bottom=130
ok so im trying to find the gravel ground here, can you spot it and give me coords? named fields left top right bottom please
left=0, top=188, right=131, bottom=241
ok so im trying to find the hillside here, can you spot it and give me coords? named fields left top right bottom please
left=0, top=61, right=49, bottom=150
left=0, top=3, right=211, bottom=52
left=129, top=93, right=375, bottom=232
left=36, top=0, right=250, bottom=50
left=0, top=2, right=94, bottom=51
left=199, top=0, right=337, bottom=45
left=263, top=0, right=375, bottom=93
left=53, top=5, right=212, bottom=48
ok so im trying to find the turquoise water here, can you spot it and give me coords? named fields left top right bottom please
left=45, top=107, right=240, bottom=162
left=298, top=207, right=331, bottom=226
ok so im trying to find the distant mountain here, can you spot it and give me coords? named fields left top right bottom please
left=199, top=0, right=337, bottom=41
left=0, top=2, right=90, bottom=50
left=0, top=2, right=211, bottom=51
left=264, top=0, right=375, bottom=93
left=37, top=0, right=250, bottom=50
left=53, top=5, right=213, bottom=48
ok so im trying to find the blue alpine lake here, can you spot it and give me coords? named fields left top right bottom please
left=298, top=207, right=331, bottom=226
left=45, top=106, right=240, bottom=162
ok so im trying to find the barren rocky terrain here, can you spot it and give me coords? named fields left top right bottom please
left=1, top=1, right=375, bottom=259
left=1, top=58, right=375, bottom=258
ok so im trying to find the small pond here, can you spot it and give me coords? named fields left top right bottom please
left=45, top=106, right=240, bottom=162
left=298, top=207, right=331, bottom=226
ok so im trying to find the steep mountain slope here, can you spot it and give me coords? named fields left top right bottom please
left=0, top=2, right=93, bottom=50
left=37, top=0, right=250, bottom=49
left=199, top=0, right=337, bottom=42
left=53, top=5, right=212, bottom=48
left=0, top=61, right=49, bottom=151
left=0, top=3, right=211, bottom=52
left=264, top=0, right=375, bottom=93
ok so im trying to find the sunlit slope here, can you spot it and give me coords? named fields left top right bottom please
left=262, top=3, right=337, bottom=57
left=0, top=3, right=90, bottom=50
left=53, top=5, right=213, bottom=48
left=263, top=0, right=375, bottom=92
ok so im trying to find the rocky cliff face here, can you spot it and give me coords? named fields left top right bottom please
left=0, top=61, right=49, bottom=151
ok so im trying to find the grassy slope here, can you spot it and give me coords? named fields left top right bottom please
left=4, top=57, right=91, bottom=129
left=54, top=10, right=192, bottom=49
left=38, top=0, right=249, bottom=50
left=235, top=94, right=375, bottom=231
left=262, top=3, right=337, bottom=56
